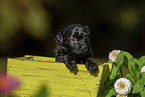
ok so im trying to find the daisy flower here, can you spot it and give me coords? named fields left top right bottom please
left=116, top=94, right=128, bottom=97
left=140, top=66, right=145, bottom=73
left=109, top=50, right=121, bottom=63
left=0, top=72, right=21, bottom=95
left=114, top=78, right=132, bottom=95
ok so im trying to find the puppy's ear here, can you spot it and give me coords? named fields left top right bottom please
left=55, top=30, right=65, bottom=45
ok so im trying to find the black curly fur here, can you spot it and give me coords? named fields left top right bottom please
left=55, top=24, right=98, bottom=72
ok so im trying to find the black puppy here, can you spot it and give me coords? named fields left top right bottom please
left=55, top=24, right=98, bottom=72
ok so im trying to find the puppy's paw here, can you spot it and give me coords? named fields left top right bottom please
left=65, top=60, right=77, bottom=70
left=85, top=59, right=98, bottom=72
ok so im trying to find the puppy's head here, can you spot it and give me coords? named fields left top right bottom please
left=56, top=24, right=91, bottom=57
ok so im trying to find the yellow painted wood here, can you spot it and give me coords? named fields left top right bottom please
left=7, top=56, right=112, bottom=97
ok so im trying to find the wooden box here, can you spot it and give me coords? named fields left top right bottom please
left=7, top=55, right=112, bottom=97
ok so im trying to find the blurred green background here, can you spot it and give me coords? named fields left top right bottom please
left=0, top=0, right=145, bottom=58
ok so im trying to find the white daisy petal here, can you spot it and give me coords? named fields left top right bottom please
left=114, top=78, right=132, bottom=95
left=141, top=66, right=145, bottom=73
left=109, top=50, right=121, bottom=63
left=116, top=94, right=128, bottom=97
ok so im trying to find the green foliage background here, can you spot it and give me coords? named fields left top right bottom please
left=101, top=51, right=145, bottom=97
left=0, top=0, right=145, bottom=57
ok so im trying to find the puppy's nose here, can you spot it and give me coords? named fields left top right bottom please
left=82, top=45, right=87, bottom=51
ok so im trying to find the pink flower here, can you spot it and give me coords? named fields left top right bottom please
left=0, top=72, right=21, bottom=95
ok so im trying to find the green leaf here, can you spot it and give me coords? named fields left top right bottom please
left=104, top=64, right=118, bottom=87
left=116, top=51, right=125, bottom=69
left=125, top=74, right=135, bottom=84
left=132, top=78, right=145, bottom=94
left=101, top=88, right=117, bottom=97
left=110, top=64, right=118, bottom=80
left=123, top=51, right=134, bottom=59
left=134, top=58, right=139, bottom=63
left=106, top=88, right=117, bottom=97
left=124, top=51, right=134, bottom=67
left=116, top=51, right=133, bottom=69
left=33, top=85, right=48, bottom=97
left=139, top=56, right=145, bottom=62
left=135, top=78, right=145, bottom=86
left=104, top=73, right=120, bottom=87
left=116, top=51, right=140, bottom=80
left=128, top=61, right=140, bottom=81
left=123, top=51, right=134, bottom=68
left=134, top=58, right=140, bottom=68
left=123, top=52, right=140, bottom=80
left=141, top=72, right=145, bottom=79
left=132, top=84, right=143, bottom=94
left=117, top=51, right=140, bottom=80
left=139, top=56, right=145, bottom=69
left=140, top=89, right=145, bottom=97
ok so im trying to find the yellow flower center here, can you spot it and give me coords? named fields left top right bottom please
left=120, top=83, right=125, bottom=89
left=113, top=53, right=118, bottom=57
left=119, top=95, right=123, bottom=97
